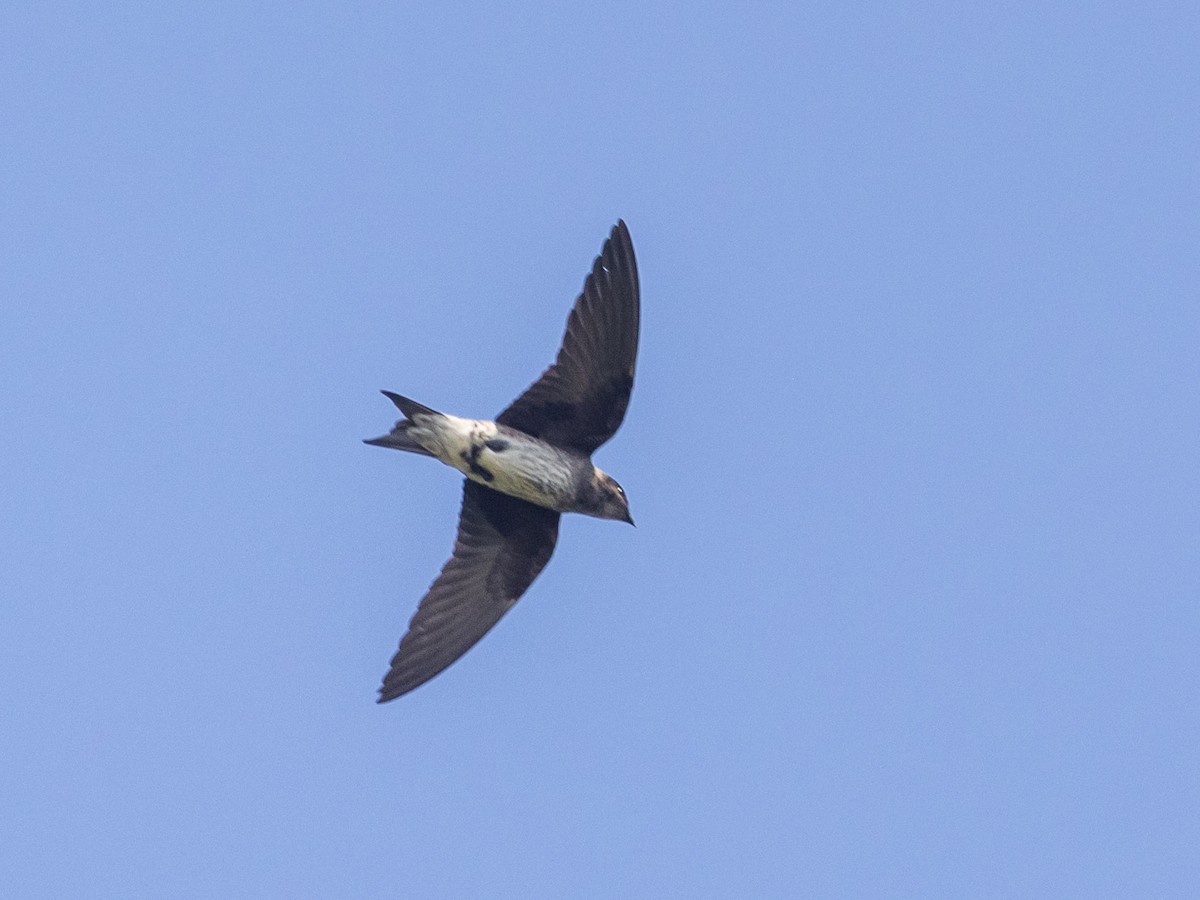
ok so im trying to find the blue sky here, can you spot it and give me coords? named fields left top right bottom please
left=3, top=2, right=1198, bottom=896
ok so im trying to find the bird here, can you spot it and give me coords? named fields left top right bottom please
left=365, top=220, right=639, bottom=702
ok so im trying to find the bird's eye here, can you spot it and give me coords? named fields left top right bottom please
left=615, top=484, right=625, bottom=497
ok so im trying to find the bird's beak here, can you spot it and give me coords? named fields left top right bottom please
left=624, top=511, right=636, bottom=527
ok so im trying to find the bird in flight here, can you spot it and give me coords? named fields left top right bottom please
left=365, top=221, right=639, bottom=702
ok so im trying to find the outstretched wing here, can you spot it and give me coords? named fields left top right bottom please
left=496, top=220, right=640, bottom=455
left=378, top=480, right=560, bottom=702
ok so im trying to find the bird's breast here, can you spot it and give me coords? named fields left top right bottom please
left=412, top=415, right=578, bottom=510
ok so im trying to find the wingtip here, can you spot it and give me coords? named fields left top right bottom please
left=607, top=220, right=637, bottom=277
left=377, top=679, right=403, bottom=703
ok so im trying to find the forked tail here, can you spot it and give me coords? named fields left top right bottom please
left=363, top=391, right=443, bottom=455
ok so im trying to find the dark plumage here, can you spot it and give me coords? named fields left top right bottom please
left=365, top=221, right=639, bottom=702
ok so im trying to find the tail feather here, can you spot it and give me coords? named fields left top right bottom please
left=381, top=391, right=441, bottom=420
left=363, top=425, right=433, bottom=456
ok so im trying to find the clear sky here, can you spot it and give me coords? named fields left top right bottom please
left=3, top=3, right=1198, bottom=897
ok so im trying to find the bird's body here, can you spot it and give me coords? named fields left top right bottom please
left=365, top=221, right=639, bottom=702
left=402, top=410, right=586, bottom=512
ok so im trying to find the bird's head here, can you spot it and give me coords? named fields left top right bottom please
left=591, top=468, right=635, bottom=526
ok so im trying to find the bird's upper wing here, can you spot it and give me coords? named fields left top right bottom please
left=378, top=480, right=560, bottom=702
left=496, top=220, right=640, bottom=455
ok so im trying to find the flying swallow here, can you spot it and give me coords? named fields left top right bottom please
left=365, top=221, right=639, bottom=702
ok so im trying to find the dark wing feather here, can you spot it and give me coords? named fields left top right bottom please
left=377, top=480, right=560, bottom=702
left=496, top=220, right=639, bottom=454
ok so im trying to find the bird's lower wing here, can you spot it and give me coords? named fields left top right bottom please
left=378, top=480, right=561, bottom=702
